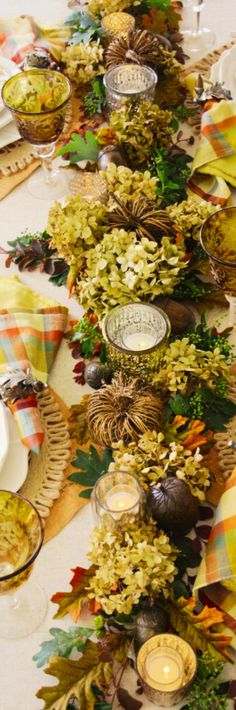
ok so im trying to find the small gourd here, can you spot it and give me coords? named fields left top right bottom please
left=96, top=145, right=128, bottom=170
left=134, top=606, right=169, bottom=653
left=154, top=296, right=195, bottom=334
left=147, top=477, right=199, bottom=535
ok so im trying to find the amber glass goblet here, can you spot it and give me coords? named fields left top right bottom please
left=200, top=207, right=236, bottom=326
left=2, top=69, right=71, bottom=200
left=0, top=490, right=47, bottom=639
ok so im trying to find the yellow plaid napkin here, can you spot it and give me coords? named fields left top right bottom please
left=188, top=100, right=236, bottom=206
left=193, top=467, right=236, bottom=647
left=0, top=276, right=68, bottom=453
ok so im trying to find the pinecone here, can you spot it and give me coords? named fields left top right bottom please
left=108, top=195, right=174, bottom=241
left=105, top=29, right=163, bottom=70
left=87, top=372, right=163, bottom=447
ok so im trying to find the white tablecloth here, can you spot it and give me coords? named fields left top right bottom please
left=0, top=1, right=236, bottom=708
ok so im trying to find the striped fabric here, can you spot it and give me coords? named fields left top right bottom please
left=189, top=100, right=236, bottom=205
left=194, top=467, right=236, bottom=591
left=0, top=15, right=70, bottom=64
left=0, top=278, right=68, bottom=454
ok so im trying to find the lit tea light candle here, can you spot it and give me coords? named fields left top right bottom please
left=122, top=331, right=156, bottom=351
left=104, top=483, right=140, bottom=512
left=144, top=647, right=184, bottom=691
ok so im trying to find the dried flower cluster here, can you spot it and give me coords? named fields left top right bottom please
left=47, top=195, right=107, bottom=271
left=87, top=519, right=178, bottom=614
left=62, top=41, right=104, bottom=84
left=77, top=227, right=186, bottom=314
left=109, top=430, right=210, bottom=500
left=166, top=198, right=217, bottom=240
left=88, top=0, right=140, bottom=18
left=154, top=338, right=231, bottom=394
left=100, top=163, right=158, bottom=205
left=109, top=100, right=173, bottom=164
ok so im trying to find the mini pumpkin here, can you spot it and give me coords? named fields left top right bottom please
left=86, top=372, right=163, bottom=447
left=147, top=477, right=199, bottom=535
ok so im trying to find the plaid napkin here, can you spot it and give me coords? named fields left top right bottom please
left=0, top=15, right=70, bottom=64
left=194, top=466, right=236, bottom=592
left=188, top=100, right=236, bottom=206
left=0, top=276, right=68, bottom=454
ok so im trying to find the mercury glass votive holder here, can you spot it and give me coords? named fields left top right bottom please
left=91, top=470, right=145, bottom=528
left=103, top=63, right=157, bottom=111
left=200, top=206, right=236, bottom=326
left=69, top=171, right=108, bottom=202
left=101, top=12, right=135, bottom=43
left=102, top=302, right=171, bottom=381
left=137, top=634, right=197, bottom=707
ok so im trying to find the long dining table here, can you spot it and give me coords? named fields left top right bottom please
left=0, top=0, right=236, bottom=708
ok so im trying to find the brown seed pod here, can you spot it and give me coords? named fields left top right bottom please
left=105, top=29, right=164, bottom=70
left=108, top=195, right=174, bottom=241
left=87, top=372, right=163, bottom=447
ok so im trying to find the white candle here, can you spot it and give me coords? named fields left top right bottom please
left=104, top=484, right=139, bottom=513
left=145, top=648, right=184, bottom=691
left=122, top=332, right=156, bottom=351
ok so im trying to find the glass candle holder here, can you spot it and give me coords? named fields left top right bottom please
left=69, top=171, right=108, bottom=202
left=102, top=12, right=135, bottom=42
left=102, top=302, right=171, bottom=381
left=137, top=634, right=197, bottom=707
left=200, top=206, right=236, bottom=327
left=103, top=63, right=157, bottom=111
left=91, top=470, right=144, bottom=528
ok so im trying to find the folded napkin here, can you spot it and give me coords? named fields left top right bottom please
left=0, top=276, right=68, bottom=453
left=194, top=466, right=236, bottom=592
left=189, top=100, right=236, bottom=206
left=0, top=15, right=70, bottom=64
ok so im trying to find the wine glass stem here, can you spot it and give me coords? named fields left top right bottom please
left=34, top=143, right=57, bottom=185
left=195, top=0, right=202, bottom=35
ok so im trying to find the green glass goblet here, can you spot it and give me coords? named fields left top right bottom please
left=0, top=489, right=47, bottom=638
left=2, top=69, right=71, bottom=200
left=200, top=206, right=236, bottom=327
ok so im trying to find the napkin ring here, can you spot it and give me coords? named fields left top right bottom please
left=0, top=368, right=47, bottom=403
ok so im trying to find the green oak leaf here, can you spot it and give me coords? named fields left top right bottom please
left=33, top=626, right=93, bottom=667
left=69, top=445, right=113, bottom=497
left=58, top=131, right=99, bottom=164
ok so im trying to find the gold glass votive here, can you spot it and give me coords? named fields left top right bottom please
left=69, top=171, right=108, bottom=202
left=137, top=634, right=197, bottom=707
left=91, top=470, right=145, bottom=528
left=102, top=302, right=171, bottom=381
left=200, top=206, right=236, bottom=327
left=102, top=12, right=135, bottom=42
left=103, top=63, right=157, bottom=111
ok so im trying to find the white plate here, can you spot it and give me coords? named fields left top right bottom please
left=0, top=407, right=28, bottom=492
left=0, top=56, right=20, bottom=110
left=0, top=401, right=9, bottom=472
left=0, top=107, right=13, bottom=129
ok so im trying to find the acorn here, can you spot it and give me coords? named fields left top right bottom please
left=96, top=145, right=128, bottom=170
left=147, top=477, right=199, bottom=536
left=85, top=362, right=112, bottom=389
left=134, top=606, right=169, bottom=653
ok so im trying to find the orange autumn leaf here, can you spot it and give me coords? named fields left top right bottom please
left=52, top=565, right=96, bottom=622
left=96, top=127, right=117, bottom=146
left=165, top=595, right=233, bottom=661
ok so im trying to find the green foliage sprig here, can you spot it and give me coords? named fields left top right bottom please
left=184, top=313, right=233, bottom=360
left=0, top=232, right=68, bottom=286
left=170, top=385, right=236, bottom=431
left=84, top=77, right=107, bottom=117
left=182, top=652, right=227, bottom=710
left=149, top=146, right=192, bottom=206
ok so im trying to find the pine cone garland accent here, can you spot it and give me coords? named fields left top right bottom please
left=105, top=29, right=163, bottom=70
left=108, top=195, right=174, bottom=241
left=87, top=372, right=163, bottom=447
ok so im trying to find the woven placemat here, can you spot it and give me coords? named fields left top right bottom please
left=182, top=38, right=236, bottom=78
left=19, top=386, right=87, bottom=543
